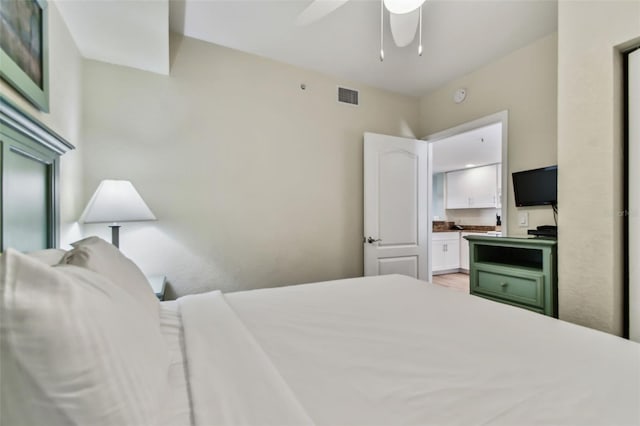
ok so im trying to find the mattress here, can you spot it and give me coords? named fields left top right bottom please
left=173, top=274, right=640, bottom=425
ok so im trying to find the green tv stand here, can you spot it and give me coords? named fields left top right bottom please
left=464, top=235, right=558, bottom=317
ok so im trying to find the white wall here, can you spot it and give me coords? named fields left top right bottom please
left=0, top=2, right=84, bottom=246
left=557, top=0, right=640, bottom=335
left=419, top=33, right=558, bottom=237
left=81, top=34, right=420, bottom=298
left=629, top=48, right=640, bottom=342
left=446, top=208, right=499, bottom=227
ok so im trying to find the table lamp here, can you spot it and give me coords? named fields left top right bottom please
left=80, top=180, right=156, bottom=248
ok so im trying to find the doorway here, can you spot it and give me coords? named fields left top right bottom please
left=424, top=111, right=509, bottom=285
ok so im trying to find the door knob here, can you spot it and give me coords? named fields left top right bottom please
left=366, top=237, right=382, bottom=244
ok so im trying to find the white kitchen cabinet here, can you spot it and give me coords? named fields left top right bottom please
left=445, top=170, right=469, bottom=209
left=459, top=232, right=487, bottom=272
left=432, top=232, right=460, bottom=274
left=446, top=164, right=498, bottom=209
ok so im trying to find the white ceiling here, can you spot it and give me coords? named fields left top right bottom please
left=169, top=0, right=558, bottom=96
left=55, top=0, right=170, bottom=75
left=431, top=122, right=501, bottom=173
left=55, top=0, right=557, bottom=96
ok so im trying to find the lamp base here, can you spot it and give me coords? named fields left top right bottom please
left=109, top=225, right=121, bottom=248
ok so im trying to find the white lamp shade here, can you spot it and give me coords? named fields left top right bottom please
left=80, top=180, right=156, bottom=224
left=383, top=0, right=426, bottom=15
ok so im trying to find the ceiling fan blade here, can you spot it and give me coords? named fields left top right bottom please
left=295, top=0, right=351, bottom=26
left=389, top=9, right=420, bottom=47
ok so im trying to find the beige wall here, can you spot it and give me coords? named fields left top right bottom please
left=419, top=33, right=558, bottom=237
left=3, top=3, right=635, bottom=336
left=81, top=34, right=420, bottom=298
left=0, top=2, right=84, bottom=246
left=557, top=1, right=640, bottom=335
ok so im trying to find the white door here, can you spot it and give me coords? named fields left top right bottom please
left=364, top=132, right=428, bottom=279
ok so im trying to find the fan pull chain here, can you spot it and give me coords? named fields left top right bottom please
left=380, top=0, right=385, bottom=61
left=418, top=5, right=423, bottom=56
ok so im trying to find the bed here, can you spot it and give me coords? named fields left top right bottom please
left=1, top=237, right=639, bottom=426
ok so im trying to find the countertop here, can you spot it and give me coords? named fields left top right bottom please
left=433, top=221, right=498, bottom=233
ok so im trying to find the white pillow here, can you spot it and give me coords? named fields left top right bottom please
left=25, top=248, right=67, bottom=265
left=0, top=249, right=170, bottom=426
left=61, top=236, right=159, bottom=319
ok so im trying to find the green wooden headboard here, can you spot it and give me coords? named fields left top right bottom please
left=0, top=97, right=74, bottom=252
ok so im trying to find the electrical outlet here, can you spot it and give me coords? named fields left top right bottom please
left=518, top=211, right=529, bottom=227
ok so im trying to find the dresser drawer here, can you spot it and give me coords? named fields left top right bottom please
left=473, top=268, right=544, bottom=308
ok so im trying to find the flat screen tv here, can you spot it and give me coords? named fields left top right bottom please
left=512, top=165, right=557, bottom=207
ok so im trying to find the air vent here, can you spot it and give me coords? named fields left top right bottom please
left=338, top=87, right=359, bottom=106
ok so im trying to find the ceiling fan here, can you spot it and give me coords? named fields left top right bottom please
left=296, top=0, right=427, bottom=61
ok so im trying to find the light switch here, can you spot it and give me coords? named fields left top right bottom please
left=518, top=211, right=529, bottom=227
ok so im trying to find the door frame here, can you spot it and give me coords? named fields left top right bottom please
left=422, top=110, right=509, bottom=282
left=625, top=46, right=639, bottom=341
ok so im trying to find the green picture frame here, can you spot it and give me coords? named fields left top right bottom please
left=0, top=0, right=49, bottom=112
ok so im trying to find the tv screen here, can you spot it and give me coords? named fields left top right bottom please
left=512, top=165, right=557, bottom=207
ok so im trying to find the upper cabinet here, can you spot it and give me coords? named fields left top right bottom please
left=446, top=164, right=499, bottom=209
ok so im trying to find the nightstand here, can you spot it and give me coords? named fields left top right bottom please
left=147, top=275, right=167, bottom=301
left=465, top=235, right=557, bottom=317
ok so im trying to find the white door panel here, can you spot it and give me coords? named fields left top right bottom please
left=378, top=256, right=418, bottom=277
left=379, top=150, right=418, bottom=246
left=364, top=132, right=428, bottom=280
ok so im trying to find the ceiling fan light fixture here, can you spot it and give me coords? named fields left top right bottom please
left=383, top=0, right=426, bottom=15
left=418, top=5, right=423, bottom=55
left=380, top=0, right=385, bottom=61
left=389, top=9, right=420, bottom=47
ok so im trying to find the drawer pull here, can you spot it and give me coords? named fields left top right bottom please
left=500, top=282, right=508, bottom=288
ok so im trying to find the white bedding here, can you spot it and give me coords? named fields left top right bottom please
left=157, top=301, right=192, bottom=426
left=174, top=274, right=640, bottom=426
left=178, top=291, right=313, bottom=426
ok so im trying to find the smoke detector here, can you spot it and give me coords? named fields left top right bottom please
left=453, top=88, right=467, bottom=104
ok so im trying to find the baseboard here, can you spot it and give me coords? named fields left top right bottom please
left=433, top=268, right=470, bottom=276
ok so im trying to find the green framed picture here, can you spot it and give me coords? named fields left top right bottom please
left=0, top=0, right=49, bottom=112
